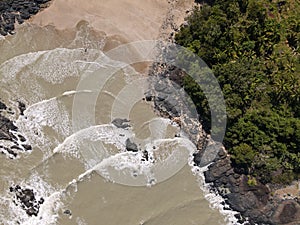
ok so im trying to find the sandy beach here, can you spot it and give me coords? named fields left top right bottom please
left=30, top=0, right=194, bottom=42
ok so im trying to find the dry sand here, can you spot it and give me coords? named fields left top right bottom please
left=31, top=0, right=194, bottom=42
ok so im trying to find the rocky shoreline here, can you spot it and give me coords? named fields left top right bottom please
left=0, top=0, right=299, bottom=223
left=148, top=54, right=300, bottom=225
left=147, top=2, right=300, bottom=223
left=202, top=151, right=300, bottom=225
left=0, top=0, right=51, bottom=36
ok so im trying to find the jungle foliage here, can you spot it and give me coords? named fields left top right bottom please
left=175, top=0, right=300, bottom=184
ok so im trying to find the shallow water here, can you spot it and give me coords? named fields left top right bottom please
left=0, top=22, right=233, bottom=225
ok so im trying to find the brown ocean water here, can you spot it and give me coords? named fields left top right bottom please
left=0, top=22, right=233, bottom=225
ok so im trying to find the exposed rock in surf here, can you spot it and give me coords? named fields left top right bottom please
left=0, top=114, right=18, bottom=141
left=1, top=146, right=17, bottom=158
left=112, top=118, right=130, bottom=129
left=0, top=100, right=7, bottom=110
left=0, top=0, right=51, bottom=36
left=125, top=138, right=138, bottom=152
left=142, top=150, right=149, bottom=161
left=10, top=185, right=45, bottom=217
left=0, top=100, right=32, bottom=158
left=17, top=101, right=26, bottom=116
left=22, top=144, right=32, bottom=151
left=64, top=209, right=72, bottom=216
left=18, top=134, right=26, bottom=142
left=144, top=91, right=153, bottom=101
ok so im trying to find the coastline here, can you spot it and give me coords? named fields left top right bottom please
left=1, top=0, right=299, bottom=225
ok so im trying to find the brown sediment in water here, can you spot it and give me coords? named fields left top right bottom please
left=28, top=0, right=195, bottom=73
left=0, top=1, right=230, bottom=225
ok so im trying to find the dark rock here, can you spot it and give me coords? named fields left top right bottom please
left=112, top=118, right=130, bottom=129
left=125, top=138, right=138, bottom=152
left=7, top=148, right=17, bottom=158
left=145, top=92, right=153, bottom=101
left=28, top=6, right=39, bottom=14
left=20, top=10, right=30, bottom=20
left=197, top=144, right=224, bottom=168
left=226, top=191, right=258, bottom=213
left=193, top=151, right=202, bottom=166
left=35, top=0, right=50, bottom=4
left=18, top=101, right=26, bottom=115
left=0, top=101, right=7, bottom=110
left=11, top=145, right=22, bottom=151
left=0, top=29, right=7, bottom=36
left=16, top=15, right=24, bottom=24
left=22, top=144, right=32, bottom=151
left=142, top=150, right=149, bottom=161
left=64, top=209, right=72, bottom=216
left=11, top=185, right=45, bottom=217
left=38, top=198, right=44, bottom=204
left=18, top=134, right=26, bottom=142
left=201, top=152, right=300, bottom=225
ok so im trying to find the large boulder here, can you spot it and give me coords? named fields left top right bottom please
left=112, top=118, right=130, bottom=129
left=125, top=138, right=138, bottom=152
left=10, top=185, right=45, bottom=217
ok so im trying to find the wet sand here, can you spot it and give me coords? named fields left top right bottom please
left=30, top=0, right=190, bottom=42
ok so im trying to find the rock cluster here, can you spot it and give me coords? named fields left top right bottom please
left=0, top=100, right=32, bottom=158
left=147, top=63, right=206, bottom=151
left=10, top=185, right=44, bottom=217
left=0, top=0, right=51, bottom=36
left=200, top=149, right=300, bottom=225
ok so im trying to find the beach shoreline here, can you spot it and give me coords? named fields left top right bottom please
left=5, top=0, right=299, bottom=224
left=29, top=0, right=194, bottom=43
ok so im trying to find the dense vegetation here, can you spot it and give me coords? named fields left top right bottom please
left=175, top=0, right=300, bottom=184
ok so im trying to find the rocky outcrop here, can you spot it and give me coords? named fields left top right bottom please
left=125, top=138, right=138, bottom=152
left=0, top=114, right=18, bottom=141
left=10, top=185, right=44, bottom=217
left=201, top=150, right=300, bottom=225
left=147, top=1, right=300, bottom=223
left=0, top=99, right=32, bottom=158
left=0, top=0, right=51, bottom=36
left=148, top=34, right=300, bottom=225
